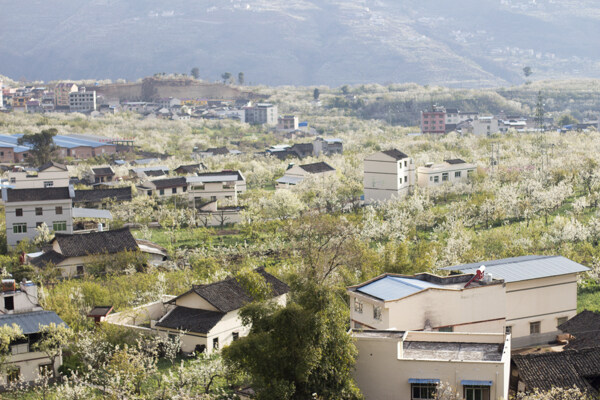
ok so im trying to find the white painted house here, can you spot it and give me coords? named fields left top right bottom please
left=187, top=170, right=246, bottom=205
left=364, top=149, right=415, bottom=203
left=417, top=159, right=476, bottom=188
left=276, top=161, right=336, bottom=189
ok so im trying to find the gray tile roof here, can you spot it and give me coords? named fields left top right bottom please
left=73, top=187, right=132, bottom=203
left=92, top=167, right=114, bottom=176
left=558, top=311, right=600, bottom=350
left=0, top=310, right=66, bottom=334
left=53, top=228, right=139, bottom=257
left=441, top=255, right=589, bottom=283
left=381, top=149, right=409, bottom=160
left=156, top=307, right=225, bottom=334
left=39, top=161, right=67, bottom=171
left=29, top=250, right=66, bottom=267
left=299, top=161, right=335, bottom=174
left=150, top=177, right=187, bottom=189
left=6, top=187, right=72, bottom=202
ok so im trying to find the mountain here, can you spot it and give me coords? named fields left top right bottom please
left=2, top=0, right=600, bottom=87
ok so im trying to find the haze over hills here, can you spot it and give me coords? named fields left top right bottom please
left=2, top=0, right=600, bottom=87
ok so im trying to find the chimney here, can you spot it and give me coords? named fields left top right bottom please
left=97, top=223, right=103, bottom=232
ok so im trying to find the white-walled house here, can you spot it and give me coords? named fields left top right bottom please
left=187, top=171, right=246, bottom=205
left=107, top=268, right=289, bottom=354
left=353, top=330, right=510, bottom=400
left=276, top=161, right=335, bottom=189
left=137, top=177, right=188, bottom=199
left=0, top=280, right=66, bottom=385
left=364, top=149, right=415, bottom=203
left=8, top=162, right=70, bottom=189
left=442, top=255, right=589, bottom=348
left=417, top=159, right=476, bottom=188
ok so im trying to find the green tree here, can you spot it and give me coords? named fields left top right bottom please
left=223, top=282, right=362, bottom=400
left=556, top=113, right=578, bottom=127
left=341, top=85, right=350, bottom=95
left=191, top=67, right=200, bottom=79
left=238, top=72, right=245, bottom=85
left=523, top=66, right=532, bottom=78
left=221, top=72, right=233, bottom=84
left=313, top=88, right=320, bottom=100
left=32, top=323, right=72, bottom=379
left=17, top=128, right=59, bottom=166
left=535, top=91, right=545, bottom=132
left=0, top=324, right=23, bottom=371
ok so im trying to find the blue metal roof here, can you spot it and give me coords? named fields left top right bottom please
left=0, top=310, right=66, bottom=334
left=0, top=134, right=110, bottom=151
left=441, top=256, right=589, bottom=283
left=356, top=276, right=442, bottom=301
left=461, top=380, right=492, bottom=386
left=409, top=378, right=440, bottom=384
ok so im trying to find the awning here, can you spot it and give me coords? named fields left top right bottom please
left=408, top=379, right=440, bottom=384
left=461, top=380, right=493, bottom=386
left=72, top=207, right=113, bottom=220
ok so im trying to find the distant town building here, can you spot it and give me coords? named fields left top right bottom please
left=470, top=116, right=500, bottom=136
left=417, top=159, right=477, bottom=188
left=313, top=137, right=343, bottom=156
left=421, top=106, right=446, bottom=134
left=363, top=149, right=415, bottom=203
left=277, top=115, right=299, bottom=130
left=54, top=82, right=78, bottom=109
left=245, top=103, right=278, bottom=125
left=69, top=87, right=97, bottom=112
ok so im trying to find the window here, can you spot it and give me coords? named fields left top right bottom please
left=354, top=298, right=363, bottom=314
left=557, top=317, right=568, bottom=327
left=464, top=386, right=490, bottom=400
left=232, top=332, right=239, bottom=341
left=210, top=196, right=217, bottom=201
left=147, top=190, right=153, bottom=196
left=212, top=338, right=219, bottom=350
left=6, top=367, right=20, bottom=384
left=505, top=326, right=512, bottom=334
left=438, top=326, right=453, bottom=332
left=53, top=221, right=67, bottom=231
left=373, top=306, right=382, bottom=321
left=183, top=186, right=187, bottom=192
left=530, top=321, right=541, bottom=334
left=429, top=176, right=433, bottom=181
left=172, top=187, right=177, bottom=194
left=36, top=222, right=43, bottom=228
left=4, top=296, right=14, bottom=310
left=0, top=152, right=3, bottom=156
left=467, top=169, right=474, bottom=176
left=412, top=383, right=437, bottom=399
left=76, top=265, right=84, bottom=275
left=43, top=181, right=53, bottom=188
left=433, top=176, right=439, bottom=183
left=10, top=177, right=15, bottom=183
left=55, top=206, right=63, bottom=215
left=159, top=189, right=165, bottom=195
left=404, top=161, right=407, bottom=167
left=15, top=208, right=23, bottom=217
left=193, top=184, right=205, bottom=190
left=35, top=207, right=43, bottom=216
left=404, top=176, right=408, bottom=183
left=455, top=171, right=462, bottom=178
left=442, top=173, right=449, bottom=181
left=38, top=363, right=53, bottom=377
left=12, top=223, right=27, bottom=234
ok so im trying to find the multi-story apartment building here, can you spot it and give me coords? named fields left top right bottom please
left=417, top=159, right=477, bottom=187
left=69, top=88, right=97, bottom=112
left=0, top=280, right=66, bottom=384
left=277, top=115, right=299, bottom=130
left=187, top=170, right=246, bottom=205
left=364, top=149, right=415, bottom=203
left=54, top=82, right=78, bottom=109
left=471, top=116, right=500, bottom=136
left=421, top=106, right=446, bottom=134
left=245, top=103, right=278, bottom=125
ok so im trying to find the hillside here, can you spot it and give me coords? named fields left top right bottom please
left=1, top=0, right=600, bottom=86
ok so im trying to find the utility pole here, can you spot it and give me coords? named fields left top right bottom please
left=490, top=143, right=500, bottom=175
left=535, top=91, right=545, bottom=133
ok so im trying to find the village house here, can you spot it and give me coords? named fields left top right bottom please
left=89, top=166, right=115, bottom=184
left=277, top=115, right=299, bottom=130
left=421, top=106, right=446, bottom=134
left=353, top=330, right=510, bottom=400
left=69, top=87, right=97, bottom=112
left=276, top=161, right=336, bottom=189
left=187, top=170, right=246, bottom=205
left=73, top=187, right=133, bottom=209
left=173, top=163, right=205, bottom=175
left=443, top=255, right=589, bottom=348
left=54, top=82, right=78, bottom=110
left=106, top=268, right=289, bottom=354
left=363, top=149, right=415, bottom=203
left=0, top=280, right=66, bottom=385
left=313, top=137, right=343, bottom=156
left=29, top=228, right=167, bottom=276
left=7, top=162, right=70, bottom=189
left=417, top=159, right=477, bottom=188
left=137, top=177, right=188, bottom=199
left=129, top=166, right=169, bottom=180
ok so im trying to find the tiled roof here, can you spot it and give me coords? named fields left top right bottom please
left=205, top=147, right=229, bottom=155
left=174, top=164, right=205, bottom=174
left=29, top=250, right=66, bottom=267
left=559, top=311, right=600, bottom=350
left=444, top=159, right=466, bottom=164
left=442, top=255, right=589, bottom=283
left=0, top=310, right=67, bottom=334
left=74, top=187, right=132, bottom=203
left=299, top=161, right=335, bottom=174
left=156, top=307, right=226, bottom=334
left=175, top=268, right=289, bottom=313
left=188, top=170, right=244, bottom=183
left=52, top=228, right=139, bottom=257
left=92, top=167, right=114, bottom=176
left=150, top=177, right=187, bottom=189
left=381, top=149, right=409, bottom=160
left=144, top=170, right=166, bottom=177
left=513, top=347, right=600, bottom=394
left=87, top=306, right=113, bottom=317
left=39, top=161, right=68, bottom=171
left=6, top=187, right=72, bottom=202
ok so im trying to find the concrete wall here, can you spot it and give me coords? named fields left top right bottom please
left=8, top=169, right=70, bottom=189
left=5, top=199, right=73, bottom=247
left=188, top=181, right=245, bottom=204
left=364, top=152, right=415, bottom=203
left=350, top=283, right=506, bottom=333
left=506, top=274, right=578, bottom=347
left=353, top=332, right=510, bottom=400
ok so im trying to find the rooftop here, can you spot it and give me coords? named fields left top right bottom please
left=442, top=255, right=590, bottom=283
left=187, top=170, right=244, bottom=183
left=74, top=187, right=132, bottom=203
left=381, top=149, right=409, bottom=160
left=558, top=310, right=600, bottom=350
left=299, top=161, right=335, bottom=174
left=148, top=177, right=187, bottom=189
left=0, top=310, right=66, bottom=334
left=156, top=307, right=226, bottom=334
left=52, top=228, right=139, bottom=257
left=5, top=187, right=72, bottom=203
left=403, top=341, right=504, bottom=362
